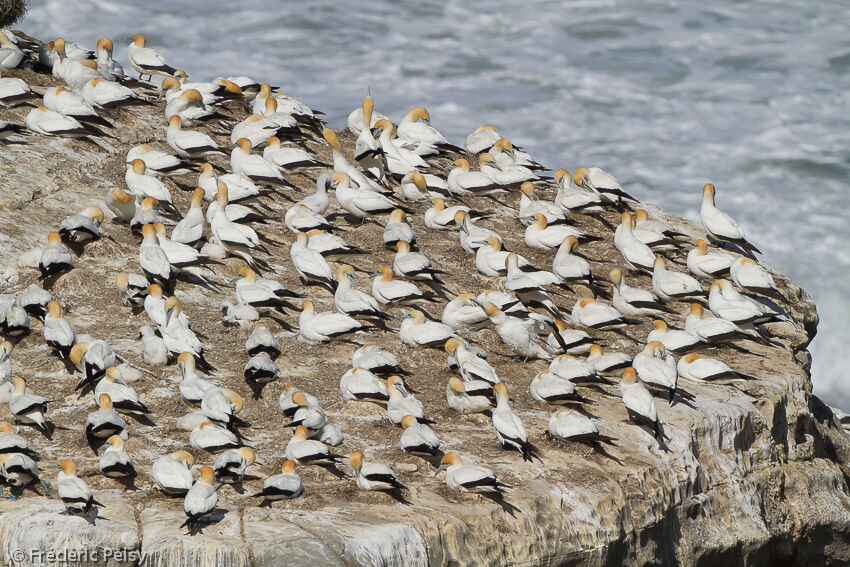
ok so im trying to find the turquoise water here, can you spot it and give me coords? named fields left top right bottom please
left=21, top=0, right=850, bottom=407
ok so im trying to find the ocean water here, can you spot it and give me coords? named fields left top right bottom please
left=20, top=0, right=850, bottom=407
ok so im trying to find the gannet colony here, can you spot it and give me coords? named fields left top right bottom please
left=0, top=28, right=848, bottom=567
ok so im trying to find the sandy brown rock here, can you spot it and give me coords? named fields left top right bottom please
left=0, top=45, right=848, bottom=567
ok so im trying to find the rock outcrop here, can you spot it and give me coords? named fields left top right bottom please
left=1, top=34, right=849, bottom=567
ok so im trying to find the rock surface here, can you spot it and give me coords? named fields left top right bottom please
left=1, top=33, right=849, bottom=567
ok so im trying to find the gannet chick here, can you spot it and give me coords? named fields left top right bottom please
left=39, top=232, right=73, bottom=279
left=339, top=367, right=390, bottom=403
left=264, top=136, right=320, bottom=169
left=436, top=452, right=506, bottom=494
left=59, top=206, right=104, bottom=243
left=18, top=284, right=53, bottom=321
left=687, top=239, right=735, bottom=279
left=529, top=371, right=581, bottom=405
left=652, top=257, right=703, bottom=302
left=0, top=453, right=40, bottom=490
left=400, top=309, right=457, bottom=348
left=424, top=198, right=474, bottom=230
left=372, top=266, right=435, bottom=305
left=616, top=212, right=656, bottom=271
left=700, top=183, right=761, bottom=257
left=446, top=377, right=494, bottom=414
left=298, top=300, right=363, bottom=344
left=474, top=236, right=531, bottom=277
left=286, top=425, right=341, bottom=467
left=127, top=34, right=176, bottom=80
left=352, top=344, right=404, bottom=376
left=441, top=294, right=489, bottom=332
left=95, top=367, right=149, bottom=413
left=349, top=450, right=404, bottom=492
left=57, top=460, right=98, bottom=515
left=483, top=301, right=552, bottom=360
left=213, top=447, right=256, bottom=484
left=99, top=435, right=135, bottom=478
left=130, top=197, right=164, bottom=233
left=586, top=344, right=632, bottom=375
left=492, top=382, right=539, bottom=461
left=633, top=342, right=678, bottom=402
left=136, top=325, right=167, bottom=365
left=524, top=213, right=586, bottom=249
left=43, top=300, right=74, bottom=357
left=386, top=376, right=427, bottom=424
left=647, top=319, right=702, bottom=354
left=0, top=298, right=28, bottom=337
left=554, top=169, right=603, bottom=213
left=255, top=460, right=303, bottom=503
left=167, top=116, right=222, bottom=159
left=9, top=377, right=48, bottom=435
left=455, top=210, right=501, bottom=253
left=182, top=466, right=217, bottom=532
left=152, top=450, right=194, bottom=496
left=399, top=415, right=441, bottom=457
left=620, top=367, right=665, bottom=440
left=86, top=393, right=126, bottom=449
left=383, top=210, right=415, bottom=249
left=178, top=352, right=214, bottom=404
left=678, top=353, right=751, bottom=382
left=611, top=268, right=669, bottom=317
left=729, top=257, right=782, bottom=301
left=190, top=421, right=240, bottom=452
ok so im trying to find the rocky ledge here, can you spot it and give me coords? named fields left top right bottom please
left=1, top=31, right=849, bottom=567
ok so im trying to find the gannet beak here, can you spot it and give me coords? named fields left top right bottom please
left=230, top=275, right=243, bottom=283
left=434, top=463, right=446, bottom=476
